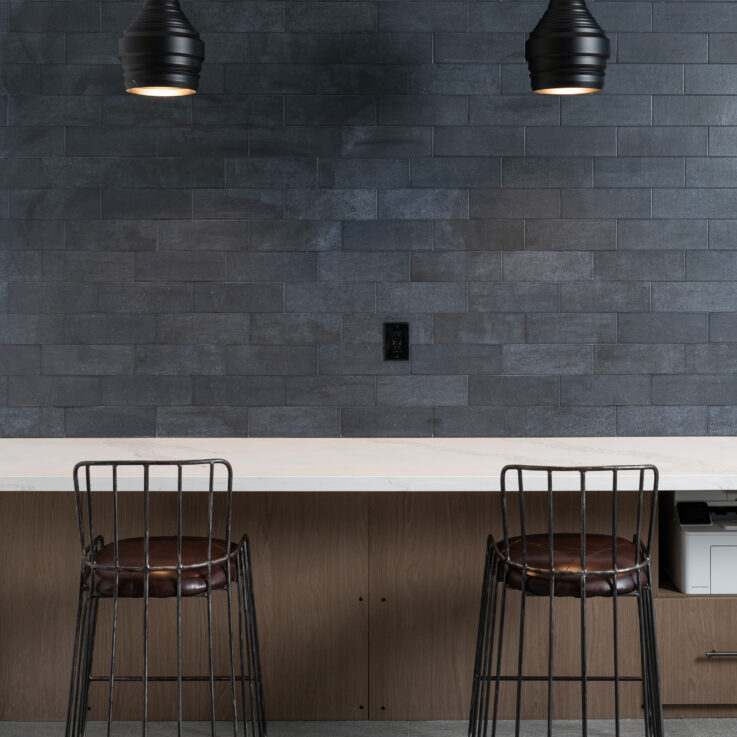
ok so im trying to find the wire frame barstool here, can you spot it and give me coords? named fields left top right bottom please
left=65, top=459, right=267, bottom=737
left=469, top=465, right=664, bottom=737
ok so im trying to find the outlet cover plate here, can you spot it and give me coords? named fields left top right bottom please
left=383, top=322, right=409, bottom=361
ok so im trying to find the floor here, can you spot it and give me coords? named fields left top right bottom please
left=2, top=721, right=735, bottom=737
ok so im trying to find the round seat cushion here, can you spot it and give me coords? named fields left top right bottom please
left=86, top=536, right=238, bottom=598
left=497, top=533, right=649, bottom=597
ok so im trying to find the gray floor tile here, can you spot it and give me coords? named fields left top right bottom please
left=0, top=724, right=65, bottom=737
left=682, top=719, right=737, bottom=737
left=269, top=721, right=409, bottom=737
left=0, top=720, right=709, bottom=737
left=408, top=720, right=464, bottom=737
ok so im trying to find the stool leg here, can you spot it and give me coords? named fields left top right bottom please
left=469, top=537, right=494, bottom=737
left=227, top=563, right=239, bottom=737
left=106, top=584, right=120, bottom=737
left=546, top=578, right=554, bottom=737
left=514, top=575, right=528, bottom=737
left=142, top=575, right=149, bottom=737
left=643, top=584, right=664, bottom=737
left=636, top=584, right=652, bottom=737
left=206, top=574, right=216, bottom=737
left=66, top=579, right=89, bottom=737
left=237, top=549, right=253, bottom=737
left=244, top=537, right=267, bottom=737
left=480, top=558, right=500, bottom=737
left=78, top=592, right=99, bottom=737
left=612, top=584, right=620, bottom=737
left=177, top=572, right=183, bottom=737
left=580, top=583, right=588, bottom=737
left=490, top=565, right=509, bottom=737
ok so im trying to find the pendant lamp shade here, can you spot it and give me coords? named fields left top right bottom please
left=525, top=0, right=609, bottom=95
left=119, top=0, right=204, bottom=96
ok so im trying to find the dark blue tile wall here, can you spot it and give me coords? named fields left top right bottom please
left=2, top=0, right=737, bottom=437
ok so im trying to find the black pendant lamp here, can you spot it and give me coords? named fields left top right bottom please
left=119, top=0, right=204, bottom=97
left=525, top=0, right=610, bottom=95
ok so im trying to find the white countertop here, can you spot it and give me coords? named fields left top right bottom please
left=0, top=437, right=736, bottom=491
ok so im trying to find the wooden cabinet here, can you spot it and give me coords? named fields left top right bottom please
left=0, top=492, right=370, bottom=721
left=3, top=490, right=737, bottom=721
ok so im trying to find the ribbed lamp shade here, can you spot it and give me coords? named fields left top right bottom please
left=525, top=0, right=610, bottom=95
left=119, top=0, right=204, bottom=96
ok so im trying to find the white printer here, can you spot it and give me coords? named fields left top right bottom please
left=661, top=489, right=737, bottom=594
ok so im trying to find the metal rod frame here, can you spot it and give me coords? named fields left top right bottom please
left=469, top=465, right=664, bottom=737
left=64, top=459, right=267, bottom=737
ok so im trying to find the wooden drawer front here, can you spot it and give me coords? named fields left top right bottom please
left=657, top=598, right=737, bottom=704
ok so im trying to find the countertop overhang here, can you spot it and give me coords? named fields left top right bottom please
left=0, top=437, right=736, bottom=492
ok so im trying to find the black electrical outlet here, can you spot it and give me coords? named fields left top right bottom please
left=383, top=322, right=409, bottom=361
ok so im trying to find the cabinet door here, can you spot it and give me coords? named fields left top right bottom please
left=368, top=492, right=494, bottom=720
left=368, top=492, right=645, bottom=721
left=657, top=597, right=737, bottom=704
left=0, top=491, right=370, bottom=721
left=246, top=492, right=369, bottom=720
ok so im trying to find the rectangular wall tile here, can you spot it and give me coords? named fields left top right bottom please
left=434, top=314, right=524, bottom=345
left=285, top=376, right=375, bottom=407
left=156, top=407, right=248, bottom=437
left=526, top=314, right=616, bottom=344
left=526, top=407, right=616, bottom=437
left=435, top=220, right=524, bottom=252
left=410, top=344, right=503, bottom=375
left=286, top=189, right=377, bottom=220
left=228, top=346, right=317, bottom=375
left=654, top=189, right=737, bottom=219
left=595, top=251, right=684, bottom=281
left=470, top=189, right=560, bottom=219
left=250, top=407, right=340, bottom=437
left=654, top=375, right=737, bottom=405
left=433, top=407, right=524, bottom=437
left=502, top=345, right=592, bottom=375
left=594, top=345, right=684, bottom=374
left=376, top=283, right=467, bottom=312
left=504, top=252, right=592, bottom=282
left=376, top=376, right=467, bottom=406
left=560, top=375, right=651, bottom=406
left=618, top=127, right=706, bottom=157
left=341, top=407, right=432, bottom=437
left=525, top=127, right=616, bottom=157
left=617, top=220, right=707, bottom=250
left=434, top=126, right=523, bottom=157
left=45, top=345, right=132, bottom=376
left=617, top=406, right=706, bottom=436
left=525, top=220, right=616, bottom=251
left=319, top=344, right=408, bottom=375
left=134, top=346, right=227, bottom=376
left=251, top=221, right=341, bottom=252
left=619, top=313, right=708, bottom=344
left=469, top=376, right=559, bottom=407
left=319, top=252, right=408, bottom=282
left=193, top=376, right=284, bottom=406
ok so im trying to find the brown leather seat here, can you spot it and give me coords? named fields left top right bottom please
left=498, top=533, right=648, bottom=598
left=87, top=536, right=238, bottom=598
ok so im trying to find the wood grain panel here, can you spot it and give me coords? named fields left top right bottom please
left=0, top=492, right=80, bottom=720
left=368, top=491, right=649, bottom=720
left=0, top=491, right=369, bottom=721
left=368, top=492, right=495, bottom=720
left=657, top=598, right=737, bottom=705
left=248, top=492, right=369, bottom=720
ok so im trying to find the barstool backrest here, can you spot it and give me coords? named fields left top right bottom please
left=72, top=459, right=234, bottom=572
left=498, top=464, right=659, bottom=576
